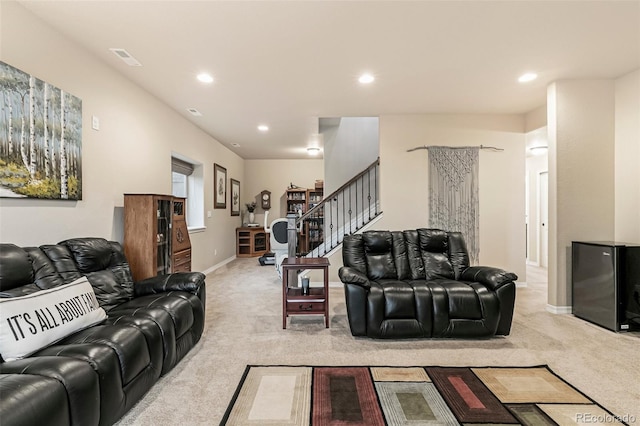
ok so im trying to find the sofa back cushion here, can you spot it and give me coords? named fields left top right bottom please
left=0, top=244, right=35, bottom=292
left=362, top=231, right=398, bottom=280
left=417, top=229, right=455, bottom=280
left=58, top=238, right=134, bottom=311
left=404, top=230, right=426, bottom=280
left=0, top=245, right=65, bottom=295
left=447, top=231, right=470, bottom=279
left=342, top=228, right=471, bottom=281
left=342, top=234, right=368, bottom=274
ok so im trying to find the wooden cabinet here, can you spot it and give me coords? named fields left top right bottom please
left=171, top=198, right=191, bottom=273
left=236, top=227, right=269, bottom=257
left=124, top=194, right=192, bottom=281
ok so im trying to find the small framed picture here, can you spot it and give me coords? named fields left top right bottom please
left=214, top=163, right=227, bottom=209
left=230, top=178, right=240, bottom=216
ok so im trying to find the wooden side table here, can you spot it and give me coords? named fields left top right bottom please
left=281, top=257, right=330, bottom=329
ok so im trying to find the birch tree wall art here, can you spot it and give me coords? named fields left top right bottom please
left=0, top=61, right=82, bottom=200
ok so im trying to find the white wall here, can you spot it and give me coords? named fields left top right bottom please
left=321, top=117, right=379, bottom=195
left=0, top=2, right=243, bottom=271
left=614, top=70, right=640, bottom=243
left=326, top=114, right=527, bottom=282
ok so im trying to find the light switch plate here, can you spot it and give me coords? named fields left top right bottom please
left=92, top=115, right=100, bottom=130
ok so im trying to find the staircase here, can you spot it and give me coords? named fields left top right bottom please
left=289, top=158, right=382, bottom=259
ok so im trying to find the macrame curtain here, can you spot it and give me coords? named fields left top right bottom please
left=427, top=146, right=480, bottom=264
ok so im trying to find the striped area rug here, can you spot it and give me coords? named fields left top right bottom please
left=221, top=365, right=626, bottom=425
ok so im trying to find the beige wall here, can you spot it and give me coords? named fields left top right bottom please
left=0, top=2, right=243, bottom=271
left=243, top=159, right=324, bottom=228
left=326, top=114, right=527, bottom=282
left=525, top=105, right=547, bottom=132
left=614, top=70, right=640, bottom=242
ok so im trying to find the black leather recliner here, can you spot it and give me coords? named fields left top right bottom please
left=0, top=238, right=206, bottom=426
left=339, top=229, right=517, bottom=339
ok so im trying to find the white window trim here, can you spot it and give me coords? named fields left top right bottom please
left=171, top=152, right=204, bottom=230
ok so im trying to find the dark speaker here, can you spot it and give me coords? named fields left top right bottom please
left=624, top=247, right=640, bottom=326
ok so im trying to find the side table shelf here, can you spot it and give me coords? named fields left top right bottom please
left=281, top=257, right=330, bottom=329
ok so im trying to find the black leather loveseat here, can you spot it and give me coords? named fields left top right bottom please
left=0, top=237, right=206, bottom=426
left=339, top=229, right=517, bottom=339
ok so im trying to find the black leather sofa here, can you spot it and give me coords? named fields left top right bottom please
left=339, top=229, right=517, bottom=338
left=0, top=238, right=206, bottom=426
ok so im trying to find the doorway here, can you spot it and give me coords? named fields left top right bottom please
left=538, top=171, right=549, bottom=268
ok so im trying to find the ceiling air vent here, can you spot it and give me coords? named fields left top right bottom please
left=187, top=108, right=202, bottom=117
left=109, top=48, right=142, bottom=67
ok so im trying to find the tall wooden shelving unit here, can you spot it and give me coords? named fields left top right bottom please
left=306, top=188, right=324, bottom=252
left=283, top=186, right=324, bottom=254
left=124, top=194, right=191, bottom=281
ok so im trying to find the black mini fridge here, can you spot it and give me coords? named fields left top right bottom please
left=571, top=241, right=640, bottom=332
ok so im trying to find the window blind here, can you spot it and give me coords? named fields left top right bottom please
left=171, top=157, right=194, bottom=176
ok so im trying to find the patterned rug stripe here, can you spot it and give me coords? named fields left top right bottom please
left=375, top=382, right=458, bottom=426
left=426, top=367, right=519, bottom=424
left=221, top=365, right=624, bottom=426
left=313, top=367, right=385, bottom=426
left=506, top=404, right=557, bottom=425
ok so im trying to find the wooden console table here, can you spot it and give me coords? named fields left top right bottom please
left=281, top=257, right=330, bottom=329
left=236, top=227, right=269, bottom=257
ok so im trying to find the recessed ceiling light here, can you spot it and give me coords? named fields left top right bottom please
left=257, top=125, right=269, bottom=132
left=529, top=145, right=548, bottom=155
left=231, top=143, right=240, bottom=148
left=187, top=108, right=202, bottom=116
left=358, top=73, right=375, bottom=84
left=307, top=147, right=321, bottom=156
left=518, top=72, right=538, bottom=83
left=197, top=73, right=214, bottom=84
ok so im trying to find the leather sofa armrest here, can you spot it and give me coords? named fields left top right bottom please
left=338, top=267, right=371, bottom=289
left=134, top=272, right=206, bottom=297
left=460, top=266, right=518, bottom=291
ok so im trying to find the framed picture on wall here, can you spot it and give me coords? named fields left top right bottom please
left=0, top=61, right=83, bottom=200
left=214, top=163, right=227, bottom=209
left=230, top=178, right=240, bottom=216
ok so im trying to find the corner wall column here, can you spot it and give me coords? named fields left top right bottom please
left=546, top=80, right=615, bottom=311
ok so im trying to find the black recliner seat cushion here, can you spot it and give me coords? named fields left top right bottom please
left=35, top=324, right=158, bottom=426
left=0, top=374, right=70, bottom=426
left=107, top=292, right=200, bottom=374
left=0, top=356, right=100, bottom=426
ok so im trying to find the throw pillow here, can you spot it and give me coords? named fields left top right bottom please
left=0, top=276, right=107, bottom=361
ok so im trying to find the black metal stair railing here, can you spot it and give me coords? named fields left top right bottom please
left=293, top=158, right=381, bottom=258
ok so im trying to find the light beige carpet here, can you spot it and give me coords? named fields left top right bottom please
left=116, top=260, right=640, bottom=425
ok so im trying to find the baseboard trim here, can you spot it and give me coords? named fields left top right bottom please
left=546, top=304, right=572, bottom=315
left=515, top=281, right=528, bottom=288
left=202, top=255, right=236, bottom=276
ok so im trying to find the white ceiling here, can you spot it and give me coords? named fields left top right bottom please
left=18, top=1, right=640, bottom=159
